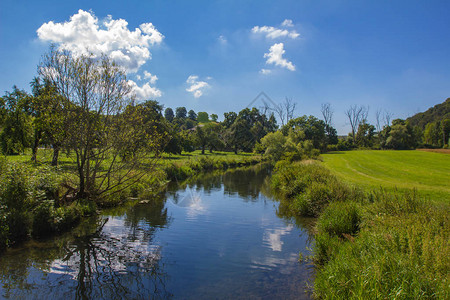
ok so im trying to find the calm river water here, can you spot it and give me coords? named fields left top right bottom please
left=0, top=165, right=314, bottom=299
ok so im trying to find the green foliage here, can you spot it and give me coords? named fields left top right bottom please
left=355, top=120, right=376, bottom=148
left=0, top=160, right=85, bottom=246
left=260, top=131, right=286, bottom=161
left=407, top=98, right=450, bottom=129
left=175, top=106, right=187, bottom=119
left=164, top=107, right=174, bottom=122
left=0, top=204, right=8, bottom=250
left=314, top=196, right=449, bottom=299
left=223, top=107, right=277, bottom=153
left=0, top=86, right=34, bottom=155
left=316, top=202, right=361, bottom=239
left=197, top=111, right=209, bottom=123
left=272, top=161, right=357, bottom=216
left=275, top=151, right=449, bottom=298
left=0, top=163, right=33, bottom=242
left=281, top=115, right=327, bottom=150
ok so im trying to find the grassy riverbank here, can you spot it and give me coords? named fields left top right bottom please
left=271, top=151, right=449, bottom=299
left=0, top=150, right=262, bottom=251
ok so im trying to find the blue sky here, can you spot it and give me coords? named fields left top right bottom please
left=1, top=0, right=450, bottom=134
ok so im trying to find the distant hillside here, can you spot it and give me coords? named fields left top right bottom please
left=407, top=98, right=450, bottom=129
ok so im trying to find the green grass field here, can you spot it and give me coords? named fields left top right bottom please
left=321, top=150, right=450, bottom=203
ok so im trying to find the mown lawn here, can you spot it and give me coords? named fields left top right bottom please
left=321, top=150, right=450, bottom=203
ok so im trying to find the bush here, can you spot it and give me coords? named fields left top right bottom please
left=317, top=202, right=361, bottom=237
left=272, top=161, right=354, bottom=216
left=32, top=200, right=56, bottom=237
left=0, top=163, right=33, bottom=242
left=0, top=205, right=9, bottom=250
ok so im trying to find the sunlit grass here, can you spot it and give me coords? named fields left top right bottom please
left=321, top=150, right=450, bottom=203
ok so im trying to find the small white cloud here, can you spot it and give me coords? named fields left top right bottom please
left=252, top=24, right=299, bottom=39
left=37, top=9, right=164, bottom=73
left=143, top=71, right=158, bottom=84
left=218, top=35, right=227, bottom=44
left=186, top=75, right=210, bottom=98
left=260, top=68, right=272, bottom=75
left=264, top=43, right=295, bottom=71
left=128, top=79, right=162, bottom=100
left=136, top=75, right=141, bottom=81
left=281, top=19, right=294, bottom=27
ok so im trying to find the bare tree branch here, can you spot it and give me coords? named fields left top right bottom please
left=321, top=103, right=333, bottom=127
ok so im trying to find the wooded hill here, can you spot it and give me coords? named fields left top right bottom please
left=407, top=98, right=450, bottom=129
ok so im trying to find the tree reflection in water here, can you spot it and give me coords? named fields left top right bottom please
left=0, top=197, right=172, bottom=299
left=167, top=164, right=273, bottom=203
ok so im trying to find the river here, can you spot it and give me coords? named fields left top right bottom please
left=0, top=165, right=314, bottom=299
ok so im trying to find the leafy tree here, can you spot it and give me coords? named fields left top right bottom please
left=29, top=77, right=67, bottom=165
left=175, top=107, right=187, bottom=119
left=164, top=107, right=174, bottom=122
left=226, top=118, right=253, bottom=153
left=222, top=112, right=237, bottom=128
left=39, top=47, right=165, bottom=201
left=197, top=112, right=209, bottom=123
left=193, top=125, right=207, bottom=154
left=355, top=120, right=376, bottom=148
left=442, top=119, right=450, bottom=146
left=210, top=114, right=218, bottom=122
left=424, top=122, right=441, bottom=147
left=281, top=115, right=327, bottom=150
left=205, top=123, right=224, bottom=152
left=325, top=124, right=338, bottom=145
left=188, top=109, right=197, bottom=121
left=260, top=131, right=286, bottom=161
left=382, top=119, right=416, bottom=150
left=0, top=86, right=33, bottom=155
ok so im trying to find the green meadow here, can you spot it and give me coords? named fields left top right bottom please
left=321, top=150, right=450, bottom=203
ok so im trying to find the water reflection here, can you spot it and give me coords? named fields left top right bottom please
left=0, top=200, right=172, bottom=299
left=0, top=164, right=314, bottom=299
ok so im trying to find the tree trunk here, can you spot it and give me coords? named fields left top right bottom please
left=31, top=130, right=41, bottom=162
left=201, top=145, right=205, bottom=154
left=51, top=144, right=60, bottom=166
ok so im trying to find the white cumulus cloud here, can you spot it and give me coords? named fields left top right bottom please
left=143, top=71, right=158, bottom=84
left=264, top=43, right=295, bottom=71
left=186, top=75, right=210, bottom=98
left=128, top=80, right=162, bottom=100
left=252, top=20, right=299, bottom=39
left=37, top=9, right=164, bottom=73
left=281, top=19, right=294, bottom=27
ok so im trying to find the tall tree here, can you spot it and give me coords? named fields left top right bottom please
left=39, top=47, right=163, bottom=201
left=188, top=109, right=197, bottom=121
left=320, top=103, right=333, bottom=128
left=210, top=114, right=218, bottom=122
left=345, top=105, right=369, bottom=142
left=197, top=112, right=209, bottom=123
left=0, top=86, right=33, bottom=155
left=273, top=97, right=296, bottom=127
left=175, top=107, right=187, bottom=119
left=164, top=107, right=174, bottom=122
left=321, top=103, right=337, bottom=145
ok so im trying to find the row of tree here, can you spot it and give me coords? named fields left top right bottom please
left=340, top=103, right=449, bottom=150
left=1, top=46, right=448, bottom=201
